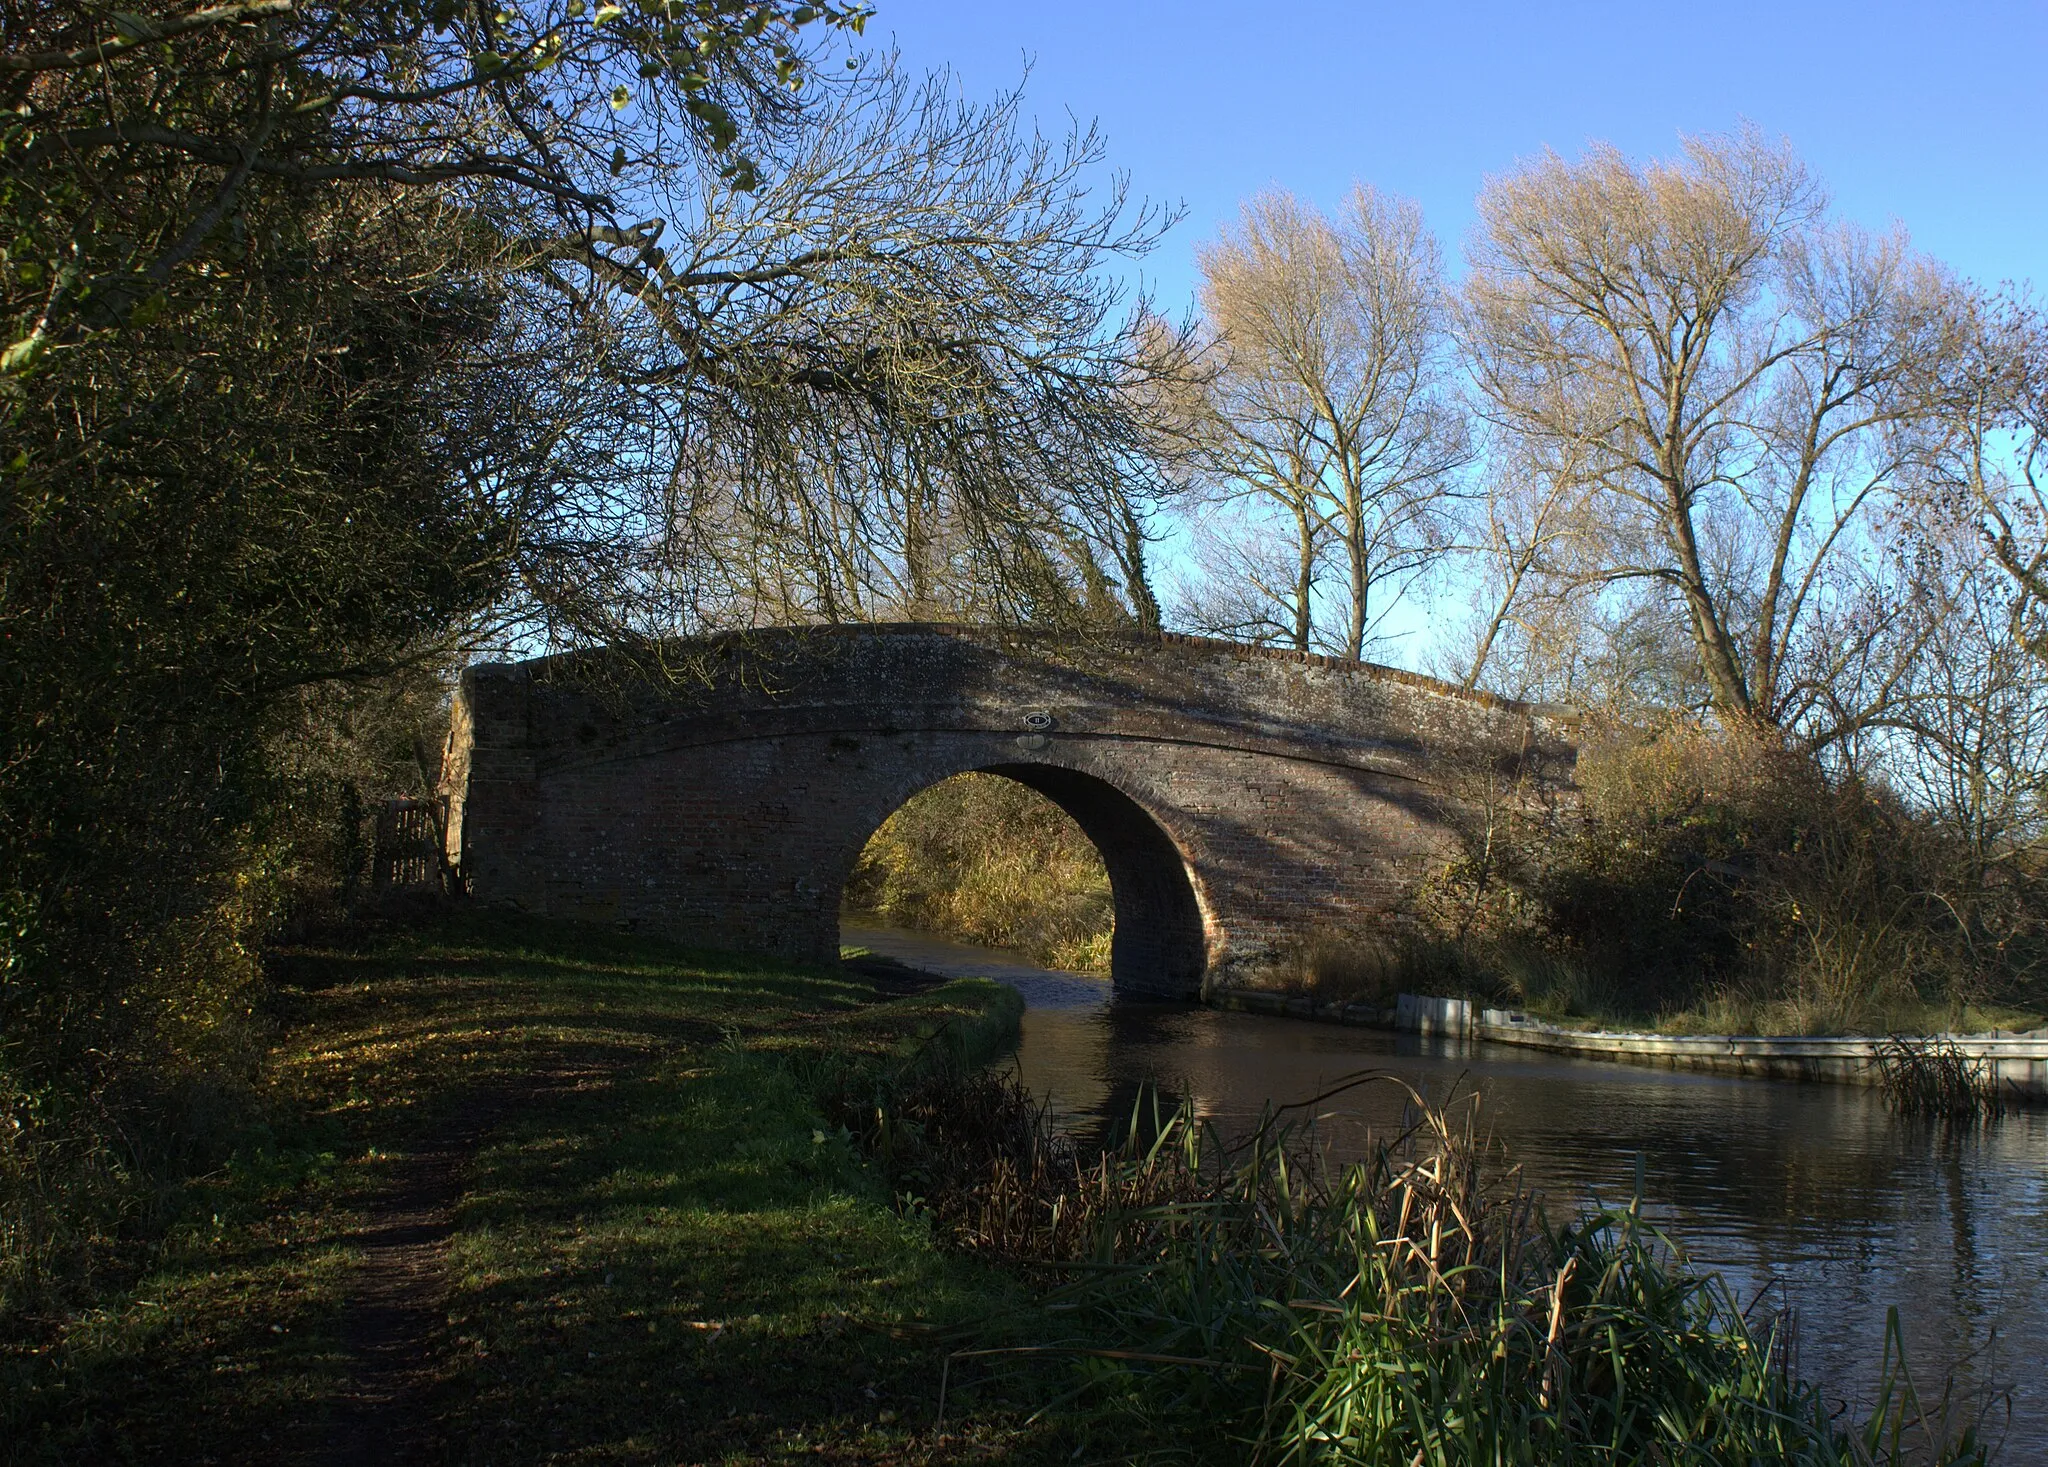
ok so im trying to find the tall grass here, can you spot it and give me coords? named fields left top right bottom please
left=1874, top=1035, right=2010, bottom=1120
left=866, top=1066, right=1998, bottom=1464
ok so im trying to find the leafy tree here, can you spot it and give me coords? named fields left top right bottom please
left=1, top=1, right=1186, bottom=1126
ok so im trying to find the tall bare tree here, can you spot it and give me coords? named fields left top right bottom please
left=1183, top=186, right=1468, bottom=659
left=1924, top=293, right=2048, bottom=661
left=1880, top=541, right=2048, bottom=853
left=1171, top=407, right=1330, bottom=649
left=1453, top=428, right=1600, bottom=692
left=1463, top=128, right=1961, bottom=746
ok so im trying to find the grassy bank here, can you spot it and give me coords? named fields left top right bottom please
left=1, top=913, right=1999, bottom=1465
left=1, top=913, right=1070, bottom=1465
left=1248, top=932, right=2048, bottom=1038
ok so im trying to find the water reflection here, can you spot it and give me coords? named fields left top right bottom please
left=843, top=925, right=2047, bottom=1453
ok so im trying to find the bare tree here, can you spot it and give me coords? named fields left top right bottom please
left=557, top=69, right=1194, bottom=642
left=1463, top=128, right=1961, bottom=746
left=1879, top=289, right=2048, bottom=862
left=1453, top=428, right=1600, bottom=691
left=1170, top=488, right=1331, bottom=647
left=1183, top=186, right=1469, bottom=660
left=1925, top=293, right=2048, bottom=661
left=1171, top=404, right=1331, bottom=648
left=310, top=61, right=1200, bottom=652
left=1885, top=546, right=2048, bottom=854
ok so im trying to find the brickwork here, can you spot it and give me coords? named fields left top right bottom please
left=445, top=625, right=1578, bottom=997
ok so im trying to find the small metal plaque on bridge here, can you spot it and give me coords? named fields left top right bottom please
left=1023, top=710, right=1055, bottom=732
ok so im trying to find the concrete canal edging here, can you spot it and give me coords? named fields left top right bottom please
left=1206, top=987, right=2048, bottom=1105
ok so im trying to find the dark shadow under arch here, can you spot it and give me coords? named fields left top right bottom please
left=849, top=763, right=1209, bottom=999
left=983, top=764, right=1207, bottom=998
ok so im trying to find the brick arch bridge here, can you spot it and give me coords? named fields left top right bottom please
left=443, top=626, right=1577, bottom=998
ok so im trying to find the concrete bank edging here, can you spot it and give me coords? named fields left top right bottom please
left=1205, top=989, right=2048, bottom=1105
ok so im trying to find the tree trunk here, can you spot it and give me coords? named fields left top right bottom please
left=1344, top=483, right=1368, bottom=661
left=1463, top=550, right=1532, bottom=691
left=1291, top=498, right=1315, bottom=651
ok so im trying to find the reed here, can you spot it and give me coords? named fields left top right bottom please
left=1874, top=1035, right=2008, bottom=1121
left=874, top=1068, right=1999, bottom=1465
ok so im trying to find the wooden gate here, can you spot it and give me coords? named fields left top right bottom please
left=372, top=797, right=447, bottom=891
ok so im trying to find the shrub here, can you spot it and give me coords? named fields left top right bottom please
left=0, top=667, right=456, bottom=1319
left=1417, top=720, right=2048, bottom=1034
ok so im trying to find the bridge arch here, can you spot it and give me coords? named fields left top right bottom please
left=443, top=625, right=1576, bottom=998
left=838, top=761, right=1211, bottom=995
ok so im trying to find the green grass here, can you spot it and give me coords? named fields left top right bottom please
left=0, top=913, right=1066, bottom=1465
left=2, top=914, right=2003, bottom=1465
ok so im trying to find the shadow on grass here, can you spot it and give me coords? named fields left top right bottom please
left=430, top=1054, right=1066, bottom=1464
left=4, top=911, right=1081, bottom=1467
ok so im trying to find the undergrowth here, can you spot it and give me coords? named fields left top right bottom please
left=853, top=1065, right=2003, bottom=1465
left=1236, top=723, right=2048, bottom=1039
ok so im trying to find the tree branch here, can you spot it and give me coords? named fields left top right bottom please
left=0, top=1, right=296, bottom=74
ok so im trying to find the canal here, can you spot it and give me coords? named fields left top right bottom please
left=845, top=923, right=2048, bottom=1456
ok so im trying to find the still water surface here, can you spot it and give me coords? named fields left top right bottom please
left=845, top=924, right=2048, bottom=1455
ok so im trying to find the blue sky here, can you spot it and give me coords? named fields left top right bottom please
left=845, top=2, right=2045, bottom=669
left=861, top=1, right=2046, bottom=314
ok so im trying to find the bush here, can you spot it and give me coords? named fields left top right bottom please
left=1415, top=720, right=2048, bottom=1034
left=0, top=667, right=457, bottom=1319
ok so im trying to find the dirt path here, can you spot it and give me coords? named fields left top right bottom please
left=309, top=960, right=914, bottom=1465
left=313, top=1062, right=617, bottom=1467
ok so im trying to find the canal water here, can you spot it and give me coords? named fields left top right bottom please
left=843, top=924, right=2048, bottom=1455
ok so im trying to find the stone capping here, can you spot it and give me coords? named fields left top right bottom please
left=1471, top=1012, right=2048, bottom=1104
left=1207, top=988, right=2048, bottom=1104
left=479, top=622, right=1578, bottom=722
left=1472, top=1008, right=2048, bottom=1055
left=1150, top=631, right=1575, bottom=720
